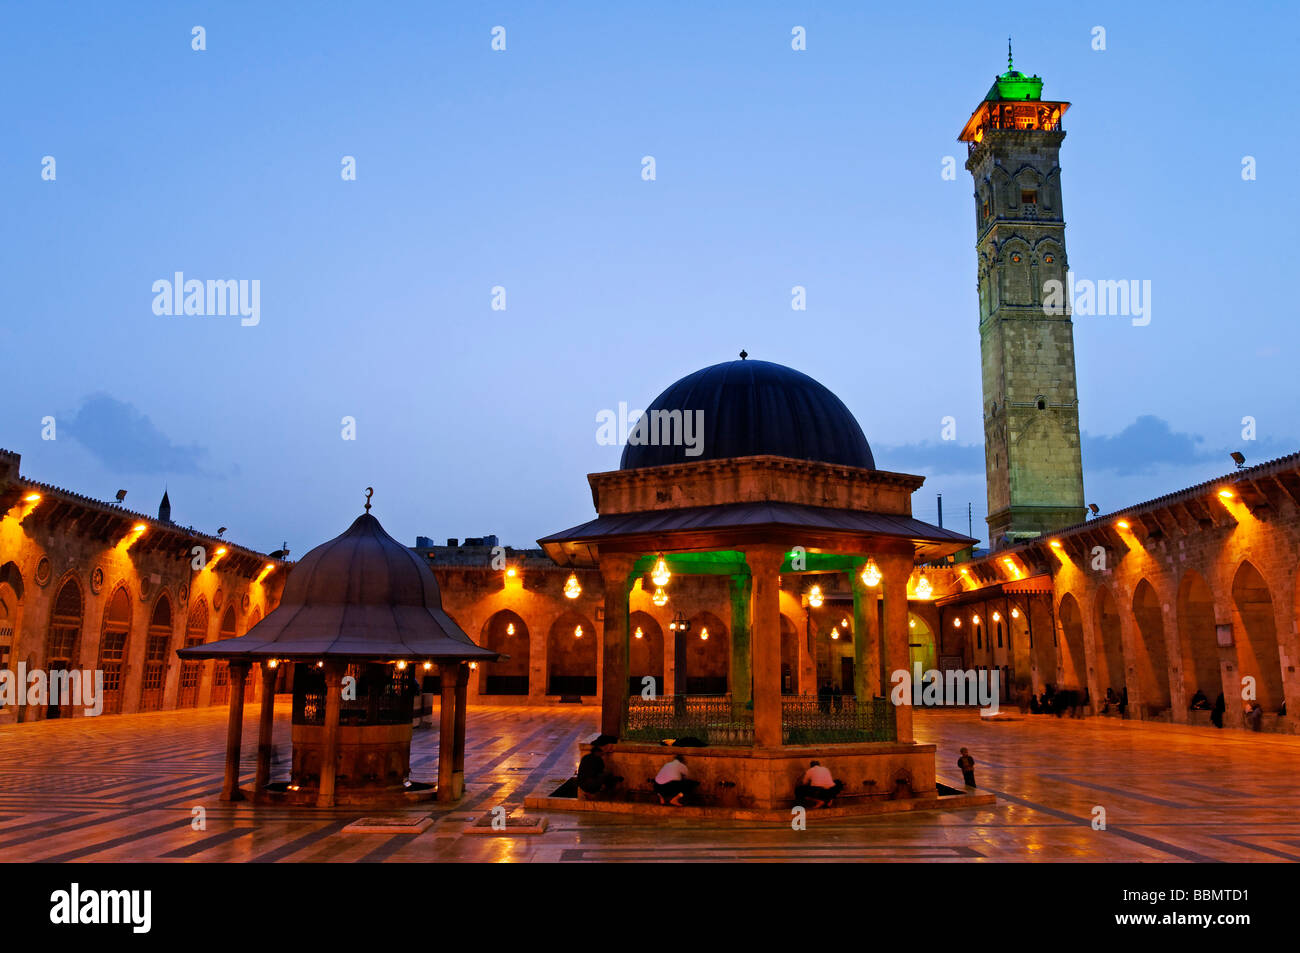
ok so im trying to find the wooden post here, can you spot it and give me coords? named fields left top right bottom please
left=452, top=662, right=469, bottom=798
left=746, top=545, right=785, bottom=748
left=598, top=553, right=637, bottom=738
left=254, top=662, right=278, bottom=795
left=220, top=661, right=250, bottom=801
left=317, top=662, right=344, bottom=808
left=437, top=664, right=457, bottom=801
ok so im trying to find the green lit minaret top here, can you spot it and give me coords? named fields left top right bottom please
left=985, top=38, right=1044, bottom=102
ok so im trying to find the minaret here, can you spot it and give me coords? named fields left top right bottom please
left=959, top=42, right=1085, bottom=548
left=158, top=489, right=172, bottom=523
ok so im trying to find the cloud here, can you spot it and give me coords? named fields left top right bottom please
left=63, top=393, right=211, bottom=476
left=1081, top=415, right=1205, bottom=475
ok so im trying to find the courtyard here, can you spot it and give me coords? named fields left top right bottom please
left=1, top=705, right=1296, bottom=863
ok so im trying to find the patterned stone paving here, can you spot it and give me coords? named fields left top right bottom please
left=0, top=705, right=1296, bottom=862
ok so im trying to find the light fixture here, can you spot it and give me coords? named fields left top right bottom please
left=652, top=586, right=668, bottom=607
left=830, top=627, right=840, bottom=640
left=1218, top=489, right=1234, bottom=499
left=650, top=555, right=671, bottom=587
left=1011, top=608, right=1020, bottom=619
left=1230, top=451, right=1246, bottom=468
left=216, top=547, right=227, bottom=556
left=1049, top=540, right=1062, bottom=549
left=841, top=617, right=849, bottom=628
left=953, top=618, right=962, bottom=628
left=699, top=627, right=709, bottom=641
left=808, top=585, right=824, bottom=608
left=992, top=611, right=1001, bottom=622
left=908, top=618, right=916, bottom=629
left=316, top=661, right=324, bottom=668
left=23, top=493, right=40, bottom=502
left=1001, top=557, right=1020, bottom=578
left=132, top=523, right=146, bottom=533
left=668, top=611, right=691, bottom=634
left=574, top=625, right=583, bottom=638
left=267, top=659, right=278, bottom=669
left=634, top=626, right=643, bottom=639
left=860, top=558, right=881, bottom=588
left=469, top=662, right=478, bottom=670
left=506, top=622, right=515, bottom=635
left=1116, top=520, right=1130, bottom=530
left=423, top=661, right=433, bottom=670
left=973, top=614, right=981, bottom=625
left=395, top=660, right=408, bottom=671
left=563, top=573, right=582, bottom=599
left=506, top=566, right=517, bottom=578
left=914, top=574, right=933, bottom=600
left=264, top=563, right=275, bottom=572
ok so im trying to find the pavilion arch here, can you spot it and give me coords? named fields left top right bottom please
left=140, top=592, right=174, bottom=711
left=1231, top=561, right=1284, bottom=712
left=1093, top=587, right=1127, bottom=701
left=1176, top=570, right=1220, bottom=708
left=1001, top=600, right=1034, bottom=693
left=178, top=596, right=209, bottom=708
left=1130, top=579, right=1171, bottom=714
left=98, top=584, right=133, bottom=715
left=546, top=609, right=596, bottom=696
left=210, top=605, right=238, bottom=705
left=627, top=610, right=664, bottom=697
left=779, top=613, right=800, bottom=694
left=908, top=611, right=936, bottom=674
left=1056, top=593, right=1087, bottom=695
left=478, top=609, right=530, bottom=696
left=682, top=610, right=728, bottom=695
left=44, top=575, right=84, bottom=719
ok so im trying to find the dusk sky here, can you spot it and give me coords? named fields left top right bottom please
left=3, top=1, right=1296, bottom=554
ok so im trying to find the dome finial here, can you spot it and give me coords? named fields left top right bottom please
left=1007, top=36, right=1013, bottom=72
left=739, top=349, right=748, bottom=360
left=364, top=486, right=374, bottom=513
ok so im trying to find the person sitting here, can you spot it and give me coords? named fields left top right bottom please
left=1244, top=700, right=1264, bottom=732
left=795, top=760, right=843, bottom=808
left=1189, top=689, right=1210, bottom=711
left=653, top=753, right=699, bottom=806
left=576, top=741, right=622, bottom=799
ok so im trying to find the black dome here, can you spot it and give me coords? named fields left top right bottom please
left=619, top=360, right=875, bottom=470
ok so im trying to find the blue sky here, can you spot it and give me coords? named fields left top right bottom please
left=2, top=1, right=1297, bottom=552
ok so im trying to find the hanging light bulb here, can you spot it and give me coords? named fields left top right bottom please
left=953, top=618, right=962, bottom=628
left=972, top=614, right=981, bottom=625
left=634, top=626, right=644, bottom=639
left=652, top=586, right=668, bottom=607
left=914, top=574, right=933, bottom=600
left=651, top=555, right=671, bottom=587
left=506, top=622, right=515, bottom=635
left=395, top=660, right=408, bottom=671
left=992, top=611, right=1001, bottom=623
left=861, top=558, right=882, bottom=587
left=669, top=611, right=690, bottom=634
left=563, top=573, right=582, bottom=599
left=423, top=661, right=433, bottom=670
left=1011, top=608, right=1020, bottom=619
left=841, top=617, right=849, bottom=628
left=808, top=584, right=824, bottom=608
left=831, top=627, right=840, bottom=641
left=574, top=625, right=583, bottom=638
left=699, top=627, right=709, bottom=641
left=908, top=618, right=916, bottom=629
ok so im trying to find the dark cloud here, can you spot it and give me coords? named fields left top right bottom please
left=64, top=393, right=210, bottom=476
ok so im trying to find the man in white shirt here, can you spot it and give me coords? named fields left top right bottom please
left=795, top=760, right=843, bottom=808
left=653, top=753, right=698, bottom=805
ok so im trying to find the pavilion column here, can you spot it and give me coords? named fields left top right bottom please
left=220, top=661, right=251, bottom=801
left=745, top=545, right=785, bottom=748
left=849, top=562, right=880, bottom=701
left=452, top=662, right=469, bottom=798
left=598, top=553, right=637, bottom=738
left=317, top=662, right=345, bottom=808
left=879, top=553, right=914, bottom=743
left=253, top=661, right=278, bottom=795
left=729, top=573, right=752, bottom=708
left=437, top=664, right=458, bottom=801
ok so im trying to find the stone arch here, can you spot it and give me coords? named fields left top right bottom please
left=908, top=611, right=936, bottom=673
left=478, top=609, right=530, bottom=696
left=998, top=236, right=1033, bottom=306
left=1131, top=579, right=1171, bottom=714
left=140, top=592, right=174, bottom=711
left=628, top=610, right=664, bottom=697
left=1093, top=587, right=1127, bottom=703
left=178, top=596, right=208, bottom=707
left=546, top=609, right=596, bottom=696
left=780, top=613, right=800, bottom=694
left=683, top=610, right=728, bottom=695
left=1176, top=570, right=1219, bottom=712
left=1231, top=560, right=1284, bottom=712
left=815, top=610, right=854, bottom=694
left=210, top=605, right=238, bottom=705
left=0, top=563, right=22, bottom=720
left=44, top=574, right=84, bottom=720
left=1057, top=592, right=1087, bottom=696
left=97, top=585, right=133, bottom=715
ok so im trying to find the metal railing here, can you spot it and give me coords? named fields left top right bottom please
left=623, top=693, right=897, bottom=745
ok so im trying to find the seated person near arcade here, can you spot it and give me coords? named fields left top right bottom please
left=795, top=760, right=844, bottom=808
left=652, top=754, right=699, bottom=806
left=576, top=740, right=623, bottom=798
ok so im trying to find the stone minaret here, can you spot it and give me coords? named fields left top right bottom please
left=959, top=44, right=1085, bottom=548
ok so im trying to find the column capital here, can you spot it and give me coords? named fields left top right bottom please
left=322, top=660, right=345, bottom=687
left=743, top=544, right=786, bottom=576
left=597, top=552, right=638, bottom=582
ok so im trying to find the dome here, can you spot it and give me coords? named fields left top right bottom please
left=179, top=510, right=497, bottom=661
left=619, top=359, right=875, bottom=471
